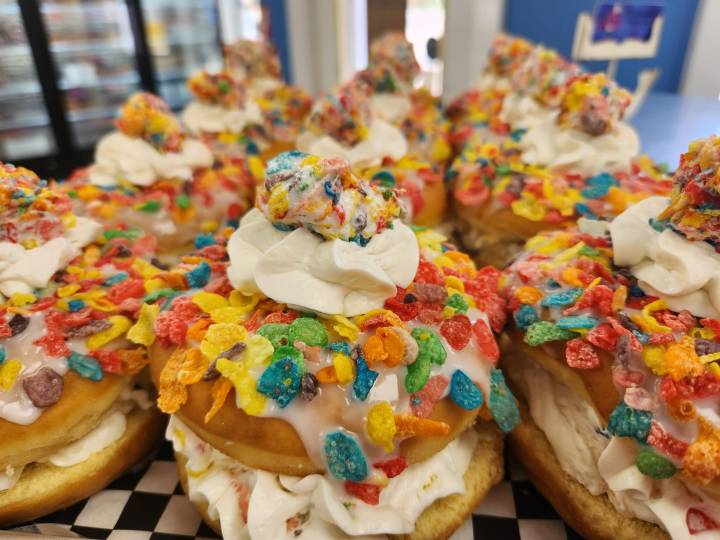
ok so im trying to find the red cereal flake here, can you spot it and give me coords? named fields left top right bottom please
left=565, top=338, right=600, bottom=369
left=243, top=309, right=262, bottom=332
left=34, top=332, right=69, bottom=357
left=440, top=314, right=472, bottom=351
left=360, top=313, right=394, bottom=331
left=344, top=481, right=381, bottom=505
left=659, top=372, right=720, bottom=402
left=411, top=374, right=449, bottom=417
left=564, top=285, right=613, bottom=316
left=686, top=508, right=720, bottom=535
left=655, top=310, right=693, bottom=332
left=130, top=235, right=157, bottom=257
left=414, top=259, right=443, bottom=285
left=612, top=367, right=645, bottom=388
left=473, top=293, right=507, bottom=333
left=472, top=318, right=499, bottom=362
left=700, top=318, right=720, bottom=339
left=649, top=333, right=676, bottom=345
left=196, top=245, right=227, bottom=261
left=585, top=322, right=618, bottom=351
left=606, top=317, right=643, bottom=352
left=30, top=297, right=56, bottom=312
left=62, top=307, right=94, bottom=328
left=107, top=279, right=146, bottom=304
left=204, top=277, right=233, bottom=296
left=417, top=308, right=445, bottom=325
left=373, top=455, right=408, bottom=478
left=384, top=289, right=421, bottom=322
left=91, top=350, right=123, bottom=374
left=0, top=319, right=10, bottom=339
left=647, top=421, right=689, bottom=461
left=262, top=311, right=299, bottom=325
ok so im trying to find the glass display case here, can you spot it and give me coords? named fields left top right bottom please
left=143, top=0, right=222, bottom=110
left=40, top=0, right=141, bottom=149
left=0, top=1, right=55, bottom=161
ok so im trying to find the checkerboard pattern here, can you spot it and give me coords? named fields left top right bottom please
left=9, top=442, right=582, bottom=540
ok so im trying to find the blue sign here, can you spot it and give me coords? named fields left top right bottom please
left=592, top=2, right=663, bottom=42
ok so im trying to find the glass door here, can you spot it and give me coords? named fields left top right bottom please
left=40, top=0, right=141, bottom=149
left=0, top=1, right=56, bottom=161
left=142, top=0, right=222, bottom=110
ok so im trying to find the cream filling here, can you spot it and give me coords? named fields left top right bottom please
left=369, top=94, right=411, bottom=125
left=517, top=358, right=720, bottom=539
left=226, top=209, right=419, bottom=317
left=89, top=132, right=213, bottom=187
left=168, top=415, right=478, bottom=540
left=296, top=120, right=408, bottom=169
left=610, top=196, right=720, bottom=319
left=182, top=101, right=263, bottom=135
left=0, top=216, right=102, bottom=300
left=518, top=113, right=640, bottom=176
left=0, top=388, right=151, bottom=492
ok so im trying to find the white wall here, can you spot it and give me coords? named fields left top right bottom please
left=442, top=0, right=506, bottom=103
left=681, top=0, right=720, bottom=98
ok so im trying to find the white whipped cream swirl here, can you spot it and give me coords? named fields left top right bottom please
left=227, top=209, right=419, bottom=317
left=0, top=217, right=102, bottom=299
left=519, top=113, right=640, bottom=176
left=499, top=94, right=555, bottom=130
left=182, top=100, right=263, bottom=135
left=369, top=94, right=411, bottom=125
left=296, top=119, right=408, bottom=169
left=89, top=132, right=213, bottom=187
left=168, top=415, right=478, bottom=540
left=610, top=196, right=720, bottom=318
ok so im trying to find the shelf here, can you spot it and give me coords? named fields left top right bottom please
left=0, top=115, right=50, bottom=132
left=50, top=39, right=130, bottom=54
left=59, top=72, right=139, bottom=90
left=68, top=105, right=118, bottom=123
left=0, top=80, right=41, bottom=100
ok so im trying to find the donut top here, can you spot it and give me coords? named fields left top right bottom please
left=449, top=139, right=672, bottom=223
left=355, top=63, right=405, bottom=95
left=187, top=71, right=246, bottom=109
left=486, top=34, right=534, bottom=77
left=153, top=221, right=519, bottom=503
left=256, top=151, right=402, bottom=243
left=509, top=46, right=581, bottom=108
left=224, top=39, right=282, bottom=81
left=255, top=84, right=313, bottom=143
left=0, top=170, right=161, bottom=425
left=116, top=92, right=185, bottom=153
left=400, top=89, right=453, bottom=164
left=502, top=224, right=720, bottom=490
left=369, top=32, right=420, bottom=85
left=658, top=135, right=720, bottom=247
left=307, top=82, right=372, bottom=147
left=557, top=73, right=632, bottom=136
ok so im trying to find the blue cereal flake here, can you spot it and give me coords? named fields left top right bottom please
left=324, top=431, right=368, bottom=481
left=67, top=352, right=103, bottom=381
left=580, top=172, right=618, bottom=199
left=0, top=345, right=5, bottom=364
left=186, top=261, right=211, bottom=288
left=574, top=202, right=596, bottom=219
left=555, top=315, right=599, bottom=330
left=372, top=170, right=396, bottom=188
left=257, top=358, right=301, bottom=408
left=327, top=341, right=351, bottom=355
left=488, top=369, right=520, bottom=433
left=67, top=299, right=85, bottom=312
left=352, top=350, right=378, bottom=401
left=104, top=272, right=128, bottom=286
left=540, top=288, right=583, bottom=307
left=450, top=370, right=483, bottom=410
left=607, top=402, right=652, bottom=443
left=324, top=179, right=340, bottom=204
left=524, top=321, right=578, bottom=346
left=266, top=150, right=305, bottom=176
left=514, top=305, right=538, bottom=330
left=194, top=233, right=215, bottom=249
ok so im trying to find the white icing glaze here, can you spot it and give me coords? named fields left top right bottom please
left=182, top=100, right=263, bottom=135
left=48, top=410, right=126, bottom=467
left=89, top=132, right=213, bottom=187
left=0, top=217, right=101, bottom=299
left=168, top=414, right=478, bottom=540
left=369, top=94, right=411, bottom=125
left=226, top=209, right=419, bottom=317
left=517, top=357, right=720, bottom=539
left=519, top=114, right=640, bottom=176
left=610, top=196, right=720, bottom=318
left=296, top=120, right=408, bottom=169
left=498, top=94, right=555, bottom=130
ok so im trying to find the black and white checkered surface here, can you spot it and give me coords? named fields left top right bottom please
left=9, top=442, right=583, bottom=540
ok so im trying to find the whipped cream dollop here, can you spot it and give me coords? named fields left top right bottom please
left=0, top=217, right=102, bottom=299
left=182, top=100, right=263, bottom=135
left=610, top=196, right=720, bottom=318
left=89, top=132, right=213, bottom=187
left=369, top=94, right=411, bottom=125
left=227, top=209, right=419, bottom=316
left=296, top=119, right=408, bottom=168
left=498, top=94, right=555, bottom=130
left=516, top=357, right=720, bottom=539
left=519, top=114, right=640, bottom=176
left=476, top=72, right=511, bottom=92
left=168, top=415, right=477, bottom=540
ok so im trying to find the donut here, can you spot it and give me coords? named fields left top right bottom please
left=499, top=136, right=720, bottom=539
left=146, top=151, right=520, bottom=539
left=62, top=92, right=257, bottom=255
left=0, top=165, right=164, bottom=525
left=223, top=39, right=283, bottom=97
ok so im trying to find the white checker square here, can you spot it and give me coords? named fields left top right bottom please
left=74, top=490, right=132, bottom=529
left=134, top=460, right=179, bottom=494
left=107, top=531, right=152, bottom=540
left=473, top=481, right=517, bottom=518
left=154, top=494, right=203, bottom=535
